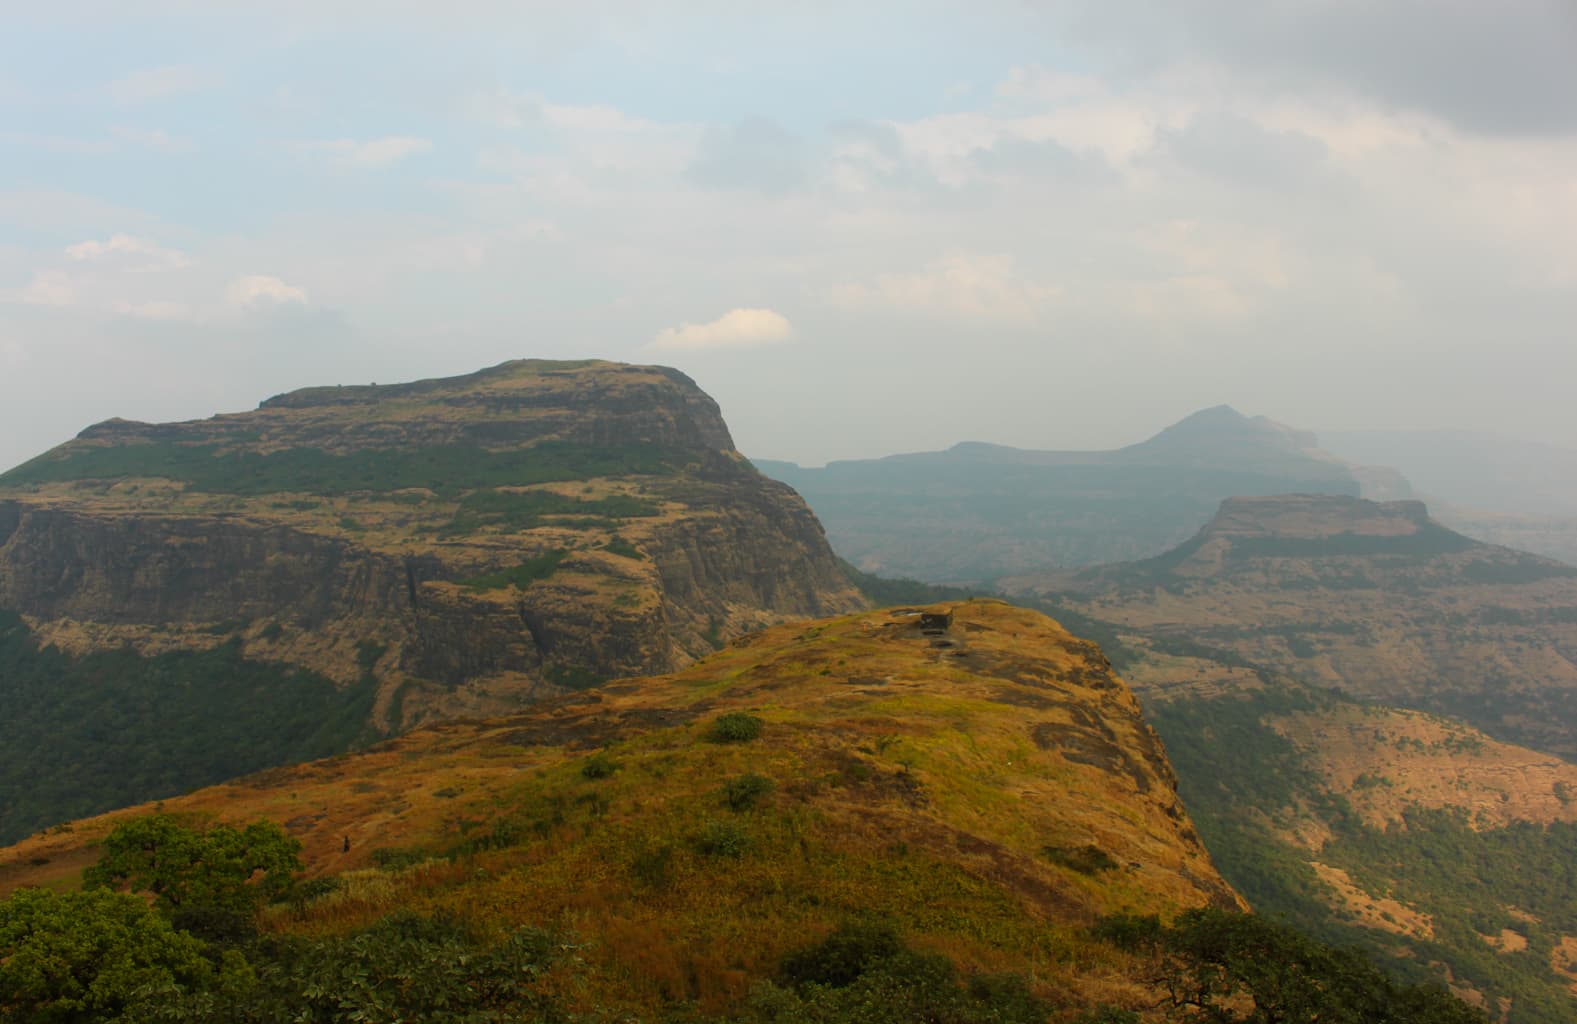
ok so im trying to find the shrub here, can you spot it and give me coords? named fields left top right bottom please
left=695, top=819, right=750, bottom=858
left=710, top=712, right=764, bottom=743
left=780, top=920, right=905, bottom=988
left=581, top=754, right=620, bottom=780
left=1042, top=843, right=1119, bottom=874
left=630, top=843, right=676, bottom=889
left=723, top=773, right=774, bottom=811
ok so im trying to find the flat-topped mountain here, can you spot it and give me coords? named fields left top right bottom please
left=1006, top=494, right=1577, bottom=759
left=757, top=406, right=1401, bottom=582
left=0, top=359, right=863, bottom=843
left=0, top=602, right=1247, bottom=1020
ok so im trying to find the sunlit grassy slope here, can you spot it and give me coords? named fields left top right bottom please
left=0, top=600, right=1238, bottom=1019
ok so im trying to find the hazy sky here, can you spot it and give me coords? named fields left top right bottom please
left=2, top=1, right=1575, bottom=471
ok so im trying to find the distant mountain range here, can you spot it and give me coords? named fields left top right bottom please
left=756, top=405, right=1407, bottom=582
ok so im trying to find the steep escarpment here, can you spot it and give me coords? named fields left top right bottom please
left=0, top=601, right=1246, bottom=1020
left=0, top=359, right=863, bottom=840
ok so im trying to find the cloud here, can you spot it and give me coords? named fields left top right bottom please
left=1152, top=110, right=1330, bottom=186
left=66, top=234, right=191, bottom=271
left=107, top=65, right=212, bottom=105
left=227, top=275, right=308, bottom=309
left=650, top=308, right=792, bottom=351
left=297, top=136, right=432, bottom=167
left=687, top=117, right=807, bottom=194
left=1042, top=0, right=1577, bottom=136
left=14, top=271, right=73, bottom=307
left=830, top=254, right=1059, bottom=326
left=115, top=300, right=193, bottom=321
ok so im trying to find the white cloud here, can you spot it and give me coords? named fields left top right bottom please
left=66, top=234, right=191, bottom=271
left=227, top=275, right=309, bottom=309
left=650, top=308, right=792, bottom=351
left=298, top=136, right=432, bottom=167
left=830, top=254, right=1060, bottom=326
left=107, top=65, right=212, bottom=105
left=15, top=271, right=73, bottom=307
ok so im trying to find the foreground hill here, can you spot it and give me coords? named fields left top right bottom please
left=1, top=601, right=1246, bottom=1020
left=0, top=359, right=862, bottom=843
left=757, top=406, right=1397, bottom=582
left=1008, top=494, right=1577, bottom=760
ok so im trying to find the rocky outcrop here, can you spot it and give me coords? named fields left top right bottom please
left=0, top=359, right=864, bottom=727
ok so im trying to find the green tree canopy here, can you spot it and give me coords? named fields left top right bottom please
left=82, top=814, right=301, bottom=915
left=0, top=887, right=219, bottom=1023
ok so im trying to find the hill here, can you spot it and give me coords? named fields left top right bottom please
left=0, top=359, right=862, bottom=843
left=998, top=495, right=1577, bottom=1020
left=1, top=601, right=1251, bottom=1021
left=756, top=406, right=1394, bottom=583
left=1007, top=494, right=1577, bottom=760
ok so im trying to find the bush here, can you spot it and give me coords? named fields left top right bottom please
left=630, top=843, right=676, bottom=889
left=780, top=920, right=905, bottom=988
left=580, top=754, right=620, bottom=779
left=722, top=773, right=774, bottom=811
left=709, top=712, right=764, bottom=743
left=695, top=819, right=750, bottom=858
left=1042, top=843, right=1119, bottom=874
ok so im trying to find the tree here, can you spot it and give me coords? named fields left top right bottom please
left=0, top=887, right=220, bottom=1023
left=82, top=814, right=302, bottom=918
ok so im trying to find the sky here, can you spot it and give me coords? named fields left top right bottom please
left=1, top=1, right=1575, bottom=471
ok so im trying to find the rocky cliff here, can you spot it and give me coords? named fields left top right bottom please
left=0, top=359, right=864, bottom=730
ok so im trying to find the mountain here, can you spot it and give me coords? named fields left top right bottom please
left=0, top=601, right=1251, bottom=1021
left=756, top=405, right=1401, bottom=583
left=0, top=359, right=863, bottom=844
left=1005, top=494, right=1577, bottom=759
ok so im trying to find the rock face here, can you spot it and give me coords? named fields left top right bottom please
left=0, top=359, right=864, bottom=729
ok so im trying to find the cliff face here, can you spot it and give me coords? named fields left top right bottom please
left=0, top=359, right=863, bottom=729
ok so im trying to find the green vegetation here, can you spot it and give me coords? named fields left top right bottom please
left=1, top=815, right=566, bottom=1023
left=1041, top=843, right=1118, bottom=875
left=1095, top=907, right=1486, bottom=1023
left=580, top=753, right=620, bottom=779
left=708, top=711, right=764, bottom=743
left=437, top=487, right=660, bottom=537
left=0, top=887, right=224, bottom=1023
left=459, top=550, right=569, bottom=591
left=84, top=815, right=302, bottom=918
left=752, top=920, right=1047, bottom=1024
left=722, top=773, right=774, bottom=811
left=0, top=440, right=679, bottom=497
left=1147, top=683, right=1577, bottom=1023
left=604, top=534, right=645, bottom=559
left=0, top=610, right=377, bottom=845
